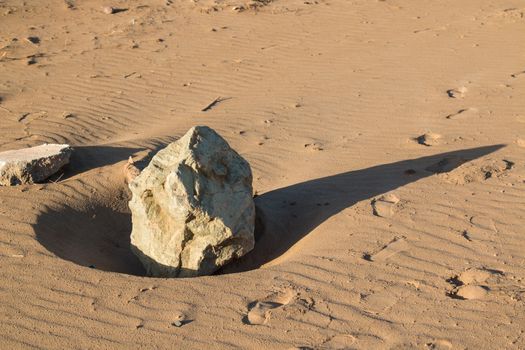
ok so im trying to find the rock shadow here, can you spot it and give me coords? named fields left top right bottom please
left=49, top=145, right=143, bottom=181
left=34, top=145, right=504, bottom=277
left=221, top=145, right=505, bottom=273
left=36, top=205, right=146, bottom=276
left=47, top=142, right=172, bottom=183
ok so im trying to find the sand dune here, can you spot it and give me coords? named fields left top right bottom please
left=1, top=0, right=524, bottom=348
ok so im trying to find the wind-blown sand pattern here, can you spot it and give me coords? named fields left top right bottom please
left=1, top=0, right=525, bottom=349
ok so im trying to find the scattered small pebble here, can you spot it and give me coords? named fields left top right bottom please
left=171, top=313, right=187, bottom=327
left=102, top=6, right=115, bottom=14
left=414, top=132, right=441, bottom=146
left=304, top=142, right=323, bottom=151
left=25, top=36, right=40, bottom=44
left=64, top=0, right=75, bottom=9
left=101, top=6, right=127, bottom=14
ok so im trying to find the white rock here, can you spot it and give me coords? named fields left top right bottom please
left=0, top=144, right=72, bottom=186
left=129, top=126, right=255, bottom=277
left=102, top=6, right=115, bottom=14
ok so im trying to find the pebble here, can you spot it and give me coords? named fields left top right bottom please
left=25, top=36, right=40, bottom=44
left=102, top=6, right=115, bottom=14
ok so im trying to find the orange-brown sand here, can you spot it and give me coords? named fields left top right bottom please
left=1, top=0, right=524, bottom=348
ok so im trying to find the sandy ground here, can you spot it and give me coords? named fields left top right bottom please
left=1, top=0, right=525, bottom=348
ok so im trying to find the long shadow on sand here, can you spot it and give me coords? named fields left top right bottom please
left=35, top=145, right=503, bottom=276
left=36, top=205, right=146, bottom=275
left=47, top=145, right=144, bottom=181
left=221, top=144, right=504, bottom=274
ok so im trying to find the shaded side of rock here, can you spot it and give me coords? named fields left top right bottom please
left=0, top=144, right=72, bottom=186
left=129, top=126, right=255, bottom=277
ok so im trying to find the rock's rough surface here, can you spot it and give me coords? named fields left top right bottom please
left=129, top=126, right=255, bottom=277
left=0, top=144, right=72, bottom=186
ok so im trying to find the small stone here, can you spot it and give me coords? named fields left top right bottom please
left=129, top=126, right=255, bottom=277
left=64, top=0, right=75, bottom=9
left=414, top=132, right=441, bottom=146
left=171, top=320, right=182, bottom=327
left=232, top=5, right=245, bottom=12
left=0, top=144, right=72, bottom=186
left=102, top=6, right=115, bottom=14
left=25, top=36, right=40, bottom=44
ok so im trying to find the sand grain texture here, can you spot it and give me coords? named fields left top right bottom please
left=1, top=0, right=524, bottom=349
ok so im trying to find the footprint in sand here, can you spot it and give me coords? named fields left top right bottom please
left=445, top=107, right=478, bottom=120
left=245, top=288, right=297, bottom=325
left=428, top=158, right=513, bottom=184
left=470, top=215, right=497, bottom=232
left=371, top=193, right=401, bottom=218
left=365, top=236, right=409, bottom=262
left=319, top=334, right=356, bottom=349
left=425, top=156, right=467, bottom=174
left=458, top=268, right=496, bottom=284
left=447, top=267, right=503, bottom=300
left=463, top=216, right=497, bottom=241
left=414, top=132, right=441, bottom=146
left=449, top=159, right=513, bottom=184
left=446, top=86, right=467, bottom=98
left=455, top=285, right=489, bottom=300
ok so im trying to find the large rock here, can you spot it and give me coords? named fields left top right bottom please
left=129, top=126, right=255, bottom=277
left=0, top=144, right=72, bottom=186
